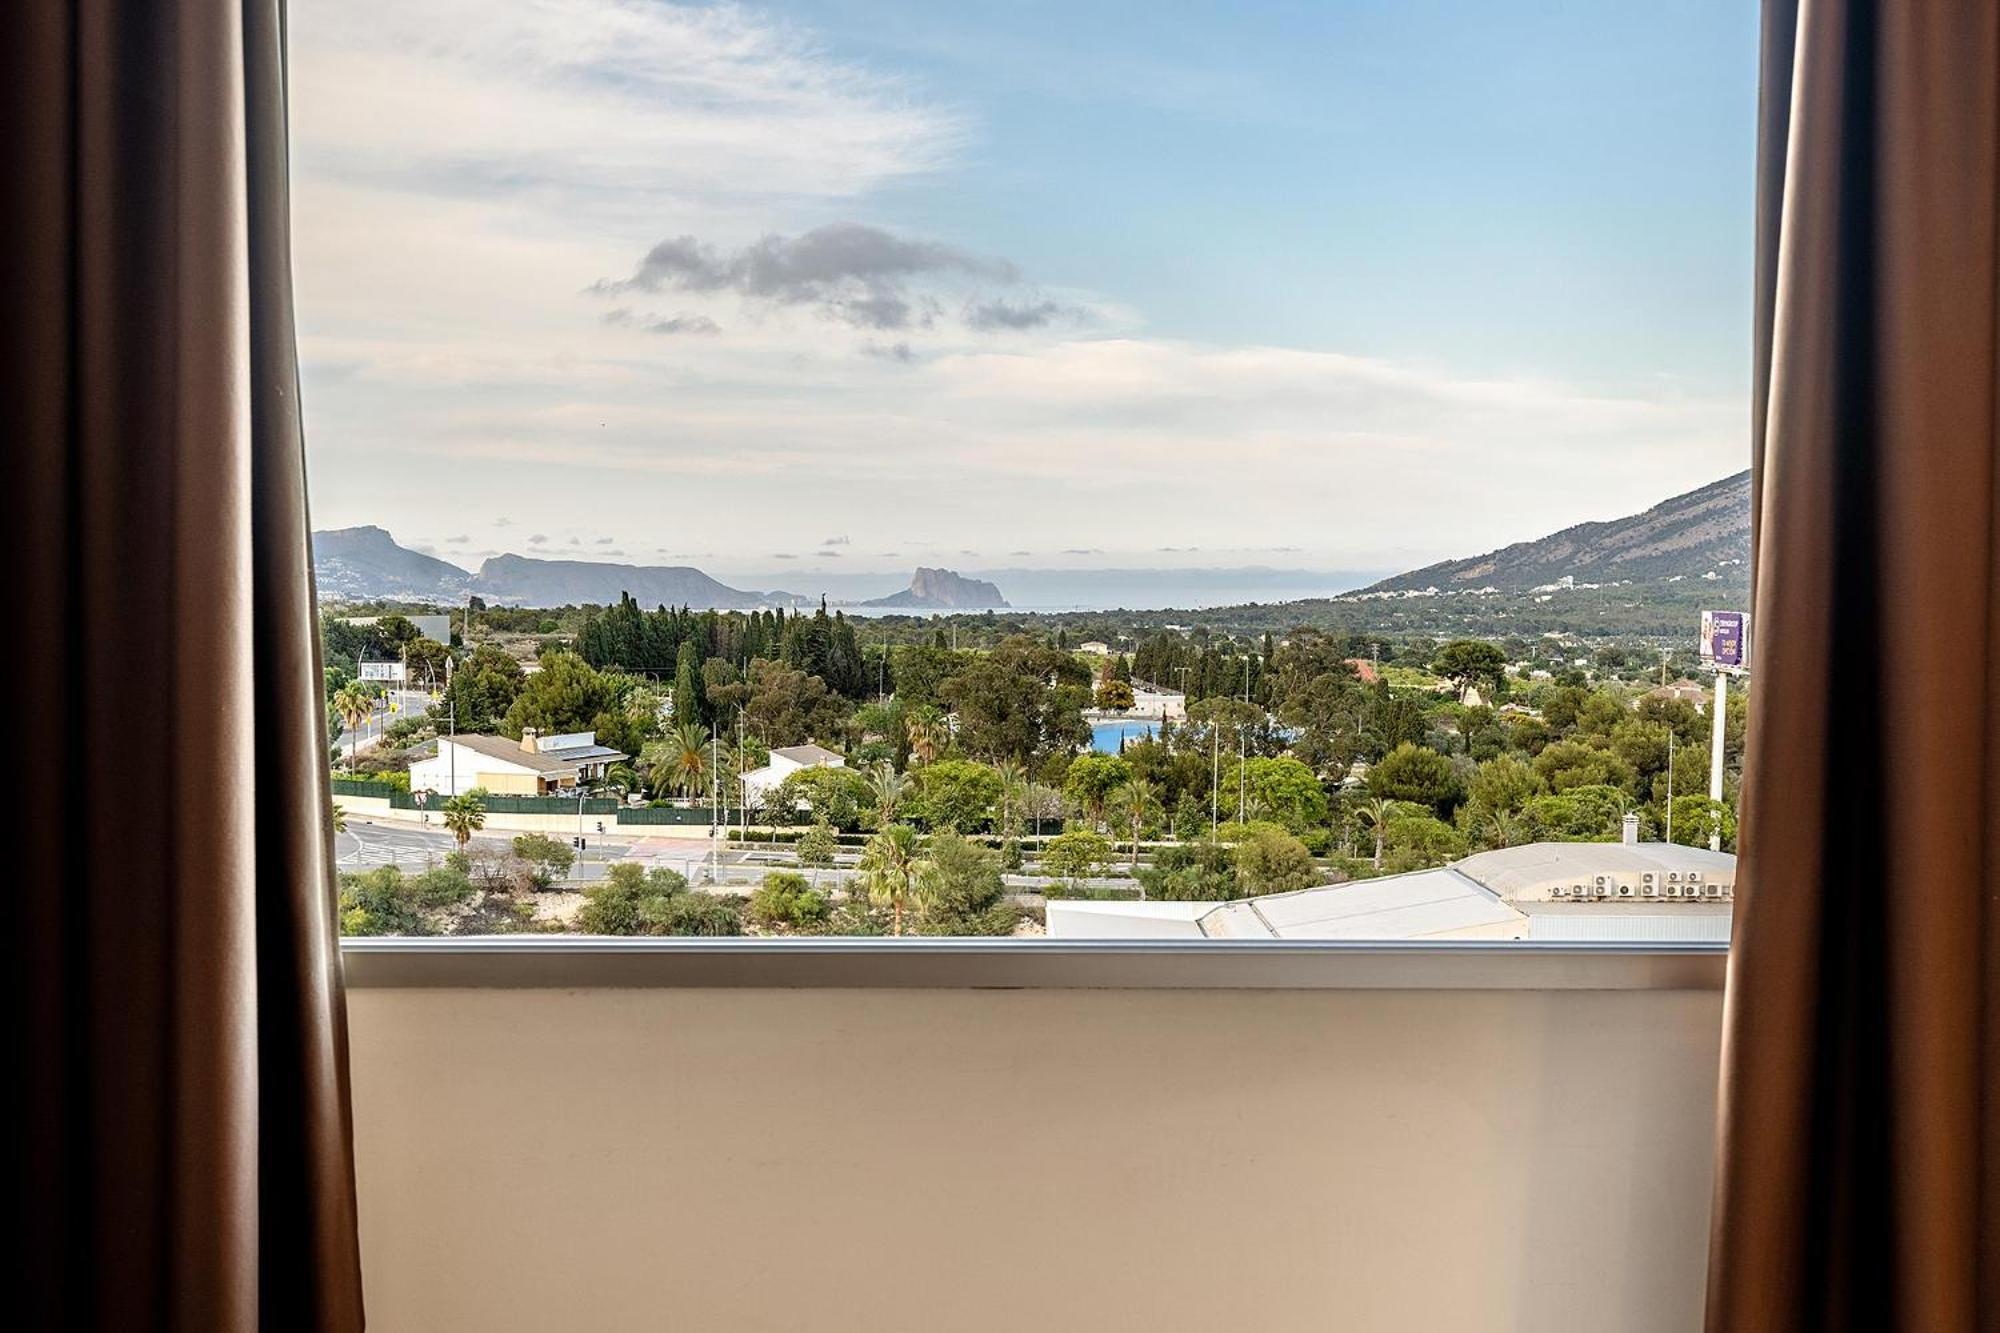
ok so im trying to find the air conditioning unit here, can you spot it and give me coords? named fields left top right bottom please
left=1704, top=882, right=1722, bottom=898
left=1552, top=885, right=1567, bottom=898
left=1641, top=881, right=1659, bottom=898
left=1664, top=884, right=1681, bottom=899
left=1617, top=882, right=1634, bottom=898
left=1593, top=882, right=1610, bottom=900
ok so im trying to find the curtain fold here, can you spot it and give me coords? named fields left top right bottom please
left=2, top=2, right=365, bottom=1328
left=1709, top=1, right=2000, bottom=1330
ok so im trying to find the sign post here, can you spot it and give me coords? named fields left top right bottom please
left=1698, top=611, right=1750, bottom=851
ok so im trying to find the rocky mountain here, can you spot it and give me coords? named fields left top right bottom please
left=310, top=527, right=809, bottom=608
left=312, top=526, right=470, bottom=600
left=471, top=554, right=806, bottom=609
left=1356, top=471, right=1750, bottom=596
left=860, top=566, right=1009, bottom=609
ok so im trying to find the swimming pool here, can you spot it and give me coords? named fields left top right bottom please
left=1090, top=718, right=1159, bottom=753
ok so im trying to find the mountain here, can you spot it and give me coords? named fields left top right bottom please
left=1356, top=471, right=1751, bottom=596
left=471, top=554, right=806, bottom=609
left=312, top=526, right=470, bottom=600
left=310, top=527, right=808, bottom=608
left=860, top=567, right=1008, bottom=609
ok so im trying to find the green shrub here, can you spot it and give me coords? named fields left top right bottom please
left=749, top=871, right=832, bottom=931
left=795, top=822, right=838, bottom=868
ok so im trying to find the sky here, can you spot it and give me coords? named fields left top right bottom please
left=291, top=0, right=1757, bottom=586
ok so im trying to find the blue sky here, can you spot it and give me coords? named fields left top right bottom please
left=291, top=0, right=1756, bottom=579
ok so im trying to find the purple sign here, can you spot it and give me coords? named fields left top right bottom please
left=1700, top=610, right=1748, bottom=669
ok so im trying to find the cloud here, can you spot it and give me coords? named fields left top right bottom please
left=602, top=308, right=721, bottom=336
left=446, top=534, right=470, bottom=544
left=771, top=553, right=797, bottom=560
left=1009, top=549, right=1032, bottom=556
left=1063, top=548, right=1102, bottom=555
left=528, top=534, right=547, bottom=544
left=594, top=536, right=615, bottom=545
left=862, top=341, right=917, bottom=362
left=820, top=535, right=850, bottom=547
left=965, top=298, right=1076, bottom=331
left=493, top=517, right=513, bottom=528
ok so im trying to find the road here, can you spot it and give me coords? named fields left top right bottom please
left=335, top=688, right=431, bottom=757
left=332, top=818, right=1138, bottom=896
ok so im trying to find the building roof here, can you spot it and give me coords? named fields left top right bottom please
left=1045, top=841, right=1735, bottom=943
left=440, top=733, right=626, bottom=775
left=769, top=744, right=844, bottom=765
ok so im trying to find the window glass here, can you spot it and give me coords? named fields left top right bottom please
left=295, top=0, right=1754, bottom=942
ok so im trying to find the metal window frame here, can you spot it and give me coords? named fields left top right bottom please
left=340, top=937, right=1727, bottom=990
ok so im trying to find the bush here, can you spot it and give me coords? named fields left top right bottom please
left=795, top=822, right=838, bottom=868
left=749, top=871, right=832, bottom=931
left=912, top=831, right=1018, bottom=936
left=577, top=863, right=743, bottom=936
left=1040, top=829, right=1113, bottom=881
left=1136, top=839, right=1239, bottom=901
left=511, top=832, right=575, bottom=887
left=1233, top=828, right=1320, bottom=896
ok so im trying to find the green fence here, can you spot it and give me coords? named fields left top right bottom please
left=385, top=791, right=619, bottom=815
left=616, top=806, right=744, bottom=826
left=331, top=778, right=403, bottom=799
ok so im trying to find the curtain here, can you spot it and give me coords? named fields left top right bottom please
left=3, top=2, right=365, bottom=1327
left=1708, top=1, right=2000, bottom=1329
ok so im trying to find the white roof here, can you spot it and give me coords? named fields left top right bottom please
left=1198, top=869, right=1525, bottom=940
left=1455, top=843, right=1736, bottom=898
left=769, top=744, right=843, bottom=765
left=1043, top=901, right=1211, bottom=940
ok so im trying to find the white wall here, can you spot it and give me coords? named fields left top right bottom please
left=348, top=985, right=1722, bottom=1332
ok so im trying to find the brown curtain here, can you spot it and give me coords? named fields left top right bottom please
left=1709, top=1, right=2000, bottom=1329
left=2, top=2, right=365, bottom=1328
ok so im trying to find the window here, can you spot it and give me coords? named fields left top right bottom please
left=294, top=0, right=1754, bottom=945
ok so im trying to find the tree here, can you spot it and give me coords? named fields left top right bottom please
left=441, top=792, right=486, bottom=848
left=1668, top=795, right=1736, bottom=849
left=1062, top=753, right=1132, bottom=828
left=994, top=759, right=1028, bottom=837
left=1041, top=829, right=1113, bottom=883
left=1096, top=677, right=1136, bottom=711
left=910, top=758, right=1002, bottom=832
left=501, top=650, right=620, bottom=740
left=1431, top=640, right=1508, bottom=703
left=867, top=760, right=908, bottom=827
left=904, top=705, right=949, bottom=765
left=1234, top=828, right=1319, bottom=895
left=772, top=765, right=873, bottom=830
left=742, top=658, right=848, bottom=747
left=332, top=682, right=374, bottom=759
left=1380, top=810, right=1468, bottom=871
left=857, top=824, right=926, bottom=935
left=442, top=643, right=525, bottom=733
left=1368, top=742, right=1462, bottom=814
left=338, top=864, right=474, bottom=936
left=942, top=636, right=1092, bottom=762
left=1227, top=756, right=1329, bottom=835
left=1532, top=739, right=1636, bottom=794
left=1106, top=777, right=1165, bottom=868
left=1353, top=795, right=1401, bottom=868
left=329, top=798, right=348, bottom=834
left=672, top=639, right=707, bottom=730
left=911, top=831, right=1017, bottom=935
left=644, top=721, right=713, bottom=800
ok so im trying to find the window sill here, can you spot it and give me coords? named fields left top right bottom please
left=339, top=937, right=1727, bottom=990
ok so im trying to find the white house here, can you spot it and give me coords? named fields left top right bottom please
left=739, top=743, right=846, bottom=806
left=409, top=728, right=627, bottom=797
left=1077, top=641, right=1111, bottom=655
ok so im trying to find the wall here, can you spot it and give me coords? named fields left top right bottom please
left=348, top=984, right=1722, bottom=1332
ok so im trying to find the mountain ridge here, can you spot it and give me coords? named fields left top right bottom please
left=1355, top=470, right=1751, bottom=596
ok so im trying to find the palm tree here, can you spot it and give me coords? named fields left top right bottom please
left=857, top=823, right=927, bottom=935
left=1107, top=778, right=1164, bottom=872
left=905, top=706, right=948, bottom=766
left=868, top=760, right=908, bottom=827
left=332, top=683, right=373, bottom=760
left=329, top=798, right=348, bottom=834
left=1482, top=806, right=1523, bottom=850
left=644, top=722, right=712, bottom=801
left=441, top=792, right=486, bottom=848
left=1355, top=796, right=1396, bottom=869
left=994, top=759, right=1028, bottom=837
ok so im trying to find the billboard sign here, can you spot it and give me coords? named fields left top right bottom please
left=358, top=660, right=407, bottom=682
left=1699, top=610, right=1749, bottom=671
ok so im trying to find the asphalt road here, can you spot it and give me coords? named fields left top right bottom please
left=335, top=688, right=431, bottom=756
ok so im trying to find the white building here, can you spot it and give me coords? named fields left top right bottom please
left=1126, top=686, right=1187, bottom=720
left=1048, top=842, right=1736, bottom=943
left=1077, top=641, right=1111, bottom=655
left=409, top=728, right=627, bottom=797
left=739, top=743, right=846, bottom=805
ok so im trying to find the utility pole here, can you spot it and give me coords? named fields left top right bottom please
left=1665, top=731, right=1676, bottom=844
left=1211, top=724, right=1219, bottom=833
left=1709, top=672, right=1728, bottom=851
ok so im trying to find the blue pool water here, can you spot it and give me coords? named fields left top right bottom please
left=1091, top=718, right=1159, bottom=753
